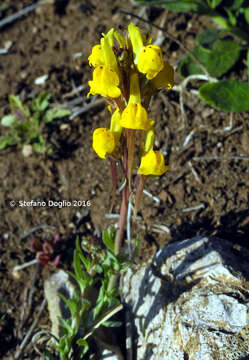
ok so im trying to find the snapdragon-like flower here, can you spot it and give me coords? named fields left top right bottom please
left=137, top=45, right=164, bottom=80
left=120, top=103, right=152, bottom=131
left=88, top=44, right=105, bottom=67
left=92, top=128, right=116, bottom=159
left=88, top=65, right=121, bottom=98
left=138, top=150, right=168, bottom=176
left=119, top=72, right=152, bottom=130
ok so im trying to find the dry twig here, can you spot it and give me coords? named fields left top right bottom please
left=14, top=298, right=47, bottom=359
left=0, top=1, right=48, bottom=29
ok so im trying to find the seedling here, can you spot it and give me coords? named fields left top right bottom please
left=0, top=92, right=71, bottom=153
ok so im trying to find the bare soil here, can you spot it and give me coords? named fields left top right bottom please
left=0, top=0, right=248, bottom=359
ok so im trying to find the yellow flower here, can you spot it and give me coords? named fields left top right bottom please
left=128, top=23, right=144, bottom=64
left=110, top=108, right=122, bottom=143
left=88, top=65, right=121, bottom=98
left=120, top=103, right=152, bottom=130
left=101, top=28, right=119, bottom=73
left=137, top=45, right=164, bottom=80
left=119, top=72, right=152, bottom=130
left=88, top=44, right=105, bottom=67
left=151, top=61, right=174, bottom=90
left=138, top=150, right=168, bottom=175
left=92, top=128, right=116, bottom=159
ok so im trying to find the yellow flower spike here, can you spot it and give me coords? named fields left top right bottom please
left=137, top=45, right=164, bottom=80
left=110, top=108, right=122, bottom=143
left=151, top=61, right=174, bottom=90
left=88, top=65, right=121, bottom=98
left=88, top=44, right=105, bottom=67
left=128, top=23, right=144, bottom=64
left=138, top=150, right=168, bottom=176
left=92, top=128, right=116, bottom=159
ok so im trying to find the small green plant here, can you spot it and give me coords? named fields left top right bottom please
left=46, top=230, right=130, bottom=359
left=0, top=92, right=71, bottom=153
left=137, top=0, right=249, bottom=112
left=47, top=22, right=168, bottom=358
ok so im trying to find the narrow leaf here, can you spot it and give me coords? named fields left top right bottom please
left=9, top=95, right=30, bottom=117
left=245, top=7, right=249, bottom=25
left=0, top=137, right=13, bottom=150
left=102, top=229, right=115, bottom=253
left=32, top=92, right=51, bottom=112
left=211, top=0, right=222, bottom=9
left=44, top=108, right=71, bottom=123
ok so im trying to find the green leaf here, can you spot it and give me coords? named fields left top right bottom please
left=102, top=229, right=115, bottom=253
left=195, top=28, right=220, bottom=50
left=136, top=0, right=200, bottom=12
left=43, top=108, right=71, bottom=123
left=1, top=115, right=16, bottom=127
left=33, top=138, right=46, bottom=153
left=230, top=0, right=244, bottom=11
left=58, top=318, right=74, bottom=337
left=179, top=39, right=241, bottom=78
left=247, top=48, right=249, bottom=80
left=59, top=292, right=78, bottom=316
left=225, top=7, right=236, bottom=26
left=76, top=338, right=89, bottom=351
left=76, top=239, right=92, bottom=273
left=8, top=95, right=30, bottom=117
left=199, top=80, right=249, bottom=112
left=210, top=0, right=222, bottom=9
left=32, top=92, right=51, bottom=112
left=0, top=137, right=13, bottom=150
left=244, top=7, right=249, bottom=24
left=102, top=320, right=122, bottom=327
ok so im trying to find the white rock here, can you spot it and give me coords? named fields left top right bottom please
left=22, top=144, right=33, bottom=157
left=121, top=236, right=249, bottom=360
left=34, top=74, right=48, bottom=85
left=44, top=270, right=75, bottom=338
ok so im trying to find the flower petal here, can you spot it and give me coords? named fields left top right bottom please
left=92, top=128, right=116, bottom=159
left=138, top=150, right=168, bottom=175
left=137, top=45, right=164, bottom=80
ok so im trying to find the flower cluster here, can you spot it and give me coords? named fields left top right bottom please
left=88, top=23, right=173, bottom=174
left=88, top=23, right=173, bottom=212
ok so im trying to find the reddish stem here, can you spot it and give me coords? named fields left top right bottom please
left=114, top=183, right=129, bottom=255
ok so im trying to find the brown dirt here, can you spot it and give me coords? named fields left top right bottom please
left=0, top=0, right=248, bottom=359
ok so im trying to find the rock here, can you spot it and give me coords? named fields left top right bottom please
left=44, top=270, right=75, bottom=338
left=22, top=144, right=33, bottom=157
left=121, top=236, right=249, bottom=360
